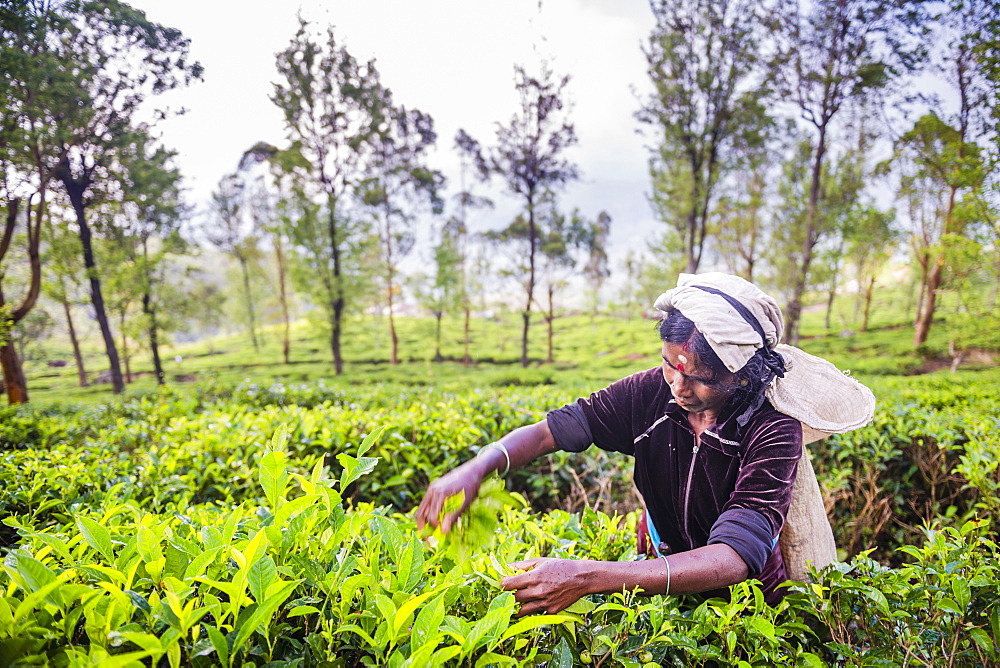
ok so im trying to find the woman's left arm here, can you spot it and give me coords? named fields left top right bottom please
left=501, top=543, right=747, bottom=616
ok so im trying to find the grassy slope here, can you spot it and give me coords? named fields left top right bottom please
left=17, top=278, right=998, bottom=404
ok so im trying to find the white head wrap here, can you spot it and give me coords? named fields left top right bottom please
left=654, top=273, right=782, bottom=372
left=654, top=272, right=875, bottom=442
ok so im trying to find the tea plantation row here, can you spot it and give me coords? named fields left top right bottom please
left=1, top=370, right=998, bottom=666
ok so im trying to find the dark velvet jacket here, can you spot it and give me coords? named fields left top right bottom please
left=547, top=367, right=803, bottom=601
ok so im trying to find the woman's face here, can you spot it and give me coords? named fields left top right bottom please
left=660, top=342, right=735, bottom=415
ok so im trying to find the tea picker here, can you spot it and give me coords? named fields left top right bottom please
left=416, top=272, right=875, bottom=615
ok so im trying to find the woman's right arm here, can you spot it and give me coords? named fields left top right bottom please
left=415, top=419, right=558, bottom=534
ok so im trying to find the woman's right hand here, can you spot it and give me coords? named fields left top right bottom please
left=415, top=461, right=486, bottom=534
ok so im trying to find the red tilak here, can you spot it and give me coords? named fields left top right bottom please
left=677, top=363, right=685, bottom=372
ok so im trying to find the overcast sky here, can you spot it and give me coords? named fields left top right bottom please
left=131, top=0, right=661, bottom=269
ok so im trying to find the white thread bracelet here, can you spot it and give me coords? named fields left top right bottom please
left=479, top=441, right=510, bottom=477
left=660, top=554, right=671, bottom=595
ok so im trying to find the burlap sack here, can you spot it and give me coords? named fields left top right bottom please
left=779, top=443, right=837, bottom=582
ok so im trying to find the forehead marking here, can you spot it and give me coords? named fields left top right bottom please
left=678, top=354, right=688, bottom=364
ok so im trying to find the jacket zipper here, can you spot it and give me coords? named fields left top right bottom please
left=681, top=440, right=699, bottom=548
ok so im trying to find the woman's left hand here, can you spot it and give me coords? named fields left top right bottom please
left=501, top=558, right=594, bottom=616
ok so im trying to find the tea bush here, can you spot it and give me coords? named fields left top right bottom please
left=810, top=370, right=1000, bottom=562
left=1, top=370, right=999, bottom=665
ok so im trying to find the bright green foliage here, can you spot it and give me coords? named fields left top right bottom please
left=430, top=476, right=527, bottom=564
left=0, top=373, right=998, bottom=664
left=804, top=520, right=1000, bottom=665
left=810, top=371, right=1000, bottom=561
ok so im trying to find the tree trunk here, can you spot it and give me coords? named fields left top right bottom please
left=521, top=193, right=537, bottom=368
left=825, top=272, right=839, bottom=332
left=434, top=311, right=443, bottom=362
left=328, top=202, right=344, bottom=375
left=61, top=178, right=124, bottom=393
left=386, top=263, right=399, bottom=365
left=0, top=341, right=28, bottom=404
left=0, top=190, right=47, bottom=403
left=861, top=275, right=875, bottom=333
left=913, top=260, right=927, bottom=332
left=275, top=235, right=291, bottom=365
left=462, top=304, right=471, bottom=366
left=914, top=259, right=943, bottom=347
left=382, top=197, right=399, bottom=366
left=332, top=298, right=344, bottom=374
left=0, top=200, right=28, bottom=404
left=143, top=292, right=164, bottom=384
left=237, top=253, right=259, bottom=351
left=914, top=184, right=959, bottom=348
left=546, top=284, right=555, bottom=364
left=685, top=205, right=700, bottom=274
left=62, top=295, right=89, bottom=386
left=120, top=311, right=131, bottom=384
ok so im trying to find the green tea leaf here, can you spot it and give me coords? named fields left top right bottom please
left=207, top=626, right=229, bottom=667
left=938, top=597, right=963, bottom=615
left=4, top=551, right=56, bottom=593
left=551, top=638, right=574, bottom=668
left=27, top=532, right=73, bottom=562
left=111, top=631, right=162, bottom=653
left=337, top=453, right=380, bottom=490
left=136, top=526, right=162, bottom=564
left=358, top=425, right=389, bottom=457
left=437, top=477, right=517, bottom=563
left=77, top=517, right=115, bottom=562
left=288, top=605, right=320, bottom=617
left=951, top=579, right=971, bottom=611
left=184, top=546, right=224, bottom=580
left=411, top=590, right=448, bottom=652
left=259, top=450, right=289, bottom=510
left=463, top=593, right=514, bottom=655
left=230, top=579, right=300, bottom=655
left=750, top=617, right=775, bottom=639
left=393, top=590, right=439, bottom=638
left=969, top=628, right=995, bottom=654
left=475, top=652, right=519, bottom=667
left=201, top=527, right=225, bottom=550
left=267, top=424, right=290, bottom=453
left=498, top=614, right=577, bottom=643
left=248, top=556, right=277, bottom=604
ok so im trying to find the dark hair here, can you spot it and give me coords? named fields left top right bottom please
left=657, top=310, right=728, bottom=381
left=657, top=309, right=777, bottom=423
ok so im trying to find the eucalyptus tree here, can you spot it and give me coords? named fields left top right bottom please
left=638, top=0, right=778, bottom=275
left=897, top=114, right=986, bottom=347
left=0, top=0, right=78, bottom=402
left=360, top=101, right=444, bottom=365
left=845, top=205, right=896, bottom=332
left=818, top=150, right=867, bottom=332
left=114, top=131, right=186, bottom=384
left=207, top=172, right=262, bottom=351
left=41, top=217, right=90, bottom=387
left=901, top=0, right=999, bottom=347
left=100, top=237, right=141, bottom=382
left=270, top=20, right=384, bottom=374
left=581, top=211, right=612, bottom=320
left=238, top=145, right=297, bottom=365
left=451, top=129, right=493, bottom=365
left=776, top=0, right=924, bottom=344
left=36, top=0, right=201, bottom=393
left=535, top=205, right=589, bottom=363
left=709, top=118, right=785, bottom=283
left=461, top=63, right=579, bottom=367
left=414, top=218, right=463, bottom=363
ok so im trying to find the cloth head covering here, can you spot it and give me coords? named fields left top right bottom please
left=654, top=272, right=875, bottom=443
